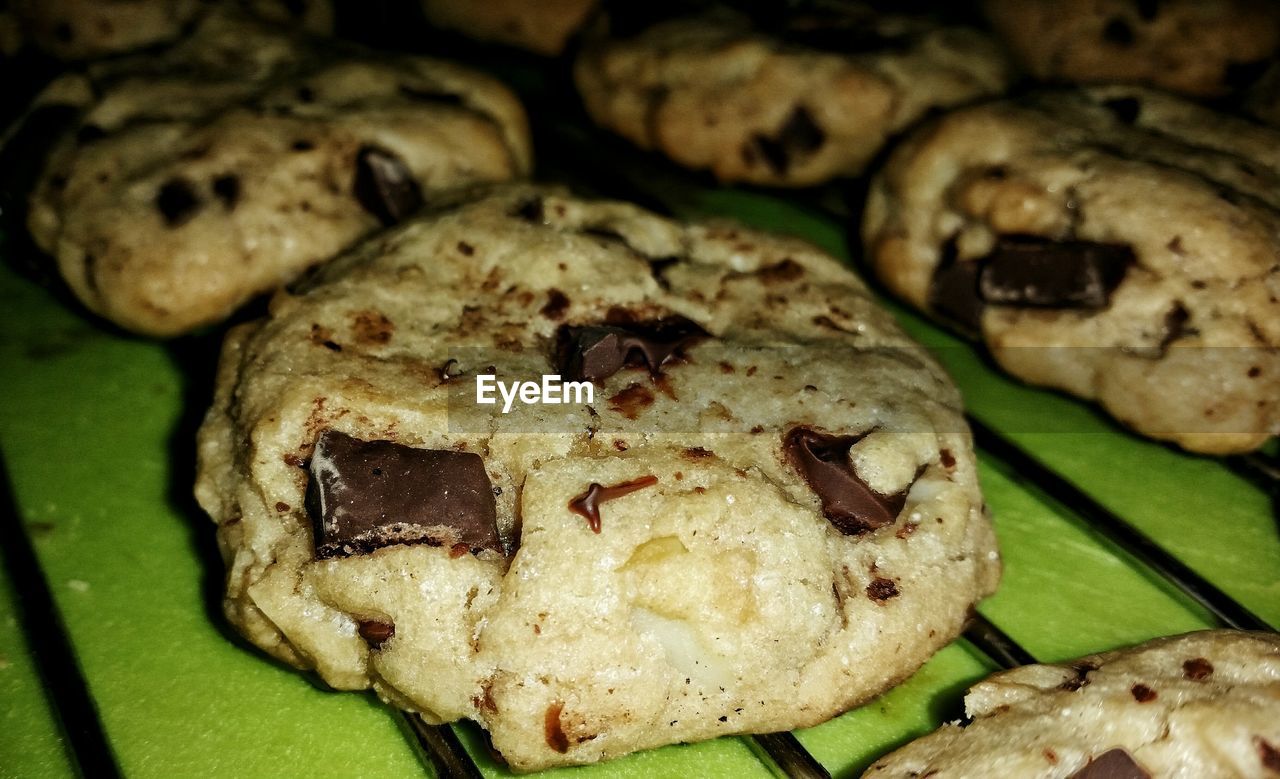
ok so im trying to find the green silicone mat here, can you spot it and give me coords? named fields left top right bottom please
left=2, top=51, right=1277, bottom=779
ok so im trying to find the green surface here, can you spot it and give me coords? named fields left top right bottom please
left=0, top=152, right=1275, bottom=778
left=0, top=557, right=73, bottom=779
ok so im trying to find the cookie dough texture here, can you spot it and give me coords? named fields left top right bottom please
left=419, top=0, right=598, bottom=56
left=574, top=6, right=1012, bottom=186
left=863, top=86, right=1280, bottom=454
left=866, top=630, right=1280, bottom=778
left=195, top=186, right=1000, bottom=769
left=11, top=0, right=334, bottom=60
left=982, top=0, right=1280, bottom=98
left=27, top=11, right=531, bottom=336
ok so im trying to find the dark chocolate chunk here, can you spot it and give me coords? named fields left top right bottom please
left=1103, top=17, right=1134, bottom=45
left=1259, top=738, right=1280, bottom=772
left=1102, top=96, right=1141, bottom=124
left=357, top=619, right=394, bottom=648
left=545, top=702, right=569, bottom=753
left=212, top=175, right=240, bottom=208
left=541, top=289, right=570, bottom=320
left=1182, top=657, right=1213, bottom=680
left=1130, top=683, right=1157, bottom=702
left=1224, top=59, right=1271, bottom=90
left=555, top=316, right=708, bottom=383
left=305, top=430, right=500, bottom=558
left=866, top=577, right=899, bottom=602
left=978, top=235, right=1133, bottom=308
left=353, top=145, right=423, bottom=226
left=784, top=427, right=909, bottom=535
left=1068, top=748, right=1151, bottom=779
left=155, top=178, right=201, bottom=226
left=568, top=475, right=658, bottom=533
left=929, top=239, right=984, bottom=334
left=751, top=107, right=826, bottom=175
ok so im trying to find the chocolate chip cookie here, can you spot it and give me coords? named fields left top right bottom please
left=981, top=0, right=1280, bottom=98
left=11, top=0, right=334, bottom=60
left=865, top=630, right=1280, bottom=778
left=194, top=185, right=1000, bottom=769
left=863, top=86, right=1280, bottom=454
left=574, top=5, right=1012, bottom=186
left=25, top=10, right=531, bottom=336
left=419, top=0, right=599, bottom=56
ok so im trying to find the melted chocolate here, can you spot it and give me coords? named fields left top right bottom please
left=1068, top=749, right=1151, bottom=779
left=784, top=427, right=909, bottom=535
left=556, top=316, right=707, bottom=383
left=353, top=145, right=422, bottom=225
left=305, top=430, right=500, bottom=558
left=568, top=475, right=658, bottom=533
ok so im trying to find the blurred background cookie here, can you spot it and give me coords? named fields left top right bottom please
left=419, top=0, right=599, bottom=56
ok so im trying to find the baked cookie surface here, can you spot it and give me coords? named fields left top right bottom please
left=574, top=4, right=1012, bottom=186
left=863, top=86, right=1280, bottom=454
left=981, top=0, right=1280, bottom=98
left=195, top=185, right=1000, bottom=769
left=419, top=0, right=599, bottom=56
left=865, top=630, right=1280, bottom=778
left=11, top=0, right=334, bottom=60
left=26, top=10, right=531, bottom=336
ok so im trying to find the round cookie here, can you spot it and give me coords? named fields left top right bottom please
left=574, top=4, right=1012, bottom=186
left=10, top=0, right=334, bottom=60
left=863, top=86, right=1280, bottom=454
left=865, top=630, right=1280, bottom=778
left=194, top=185, right=1001, bottom=770
left=26, top=10, right=531, bottom=336
left=419, top=0, right=599, bottom=56
left=981, top=0, right=1280, bottom=98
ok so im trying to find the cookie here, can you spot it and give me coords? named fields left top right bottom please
left=863, top=86, right=1280, bottom=454
left=26, top=10, right=532, bottom=336
left=1243, top=61, right=1280, bottom=128
left=981, top=0, right=1280, bottom=98
left=11, top=0, right=334, bottom=60
left=573, top=4, right=1012, bottom=186
left=865, top=630, right=1280, bottom=778
left=419, top=0, right=599, bottom=56
left=194, top=185, right=1001, bottom=770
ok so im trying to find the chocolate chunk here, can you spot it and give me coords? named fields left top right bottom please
left=752, top=107, right=826, bottom=175
left=568, top=475, right=658, bottom=533
left=305, top=430, right=500, bottom=558
left=1102, top=97, right=1141, bottom=124
left=555, top=316, right=708, bottom=383
left=156, top=178, right=201, bottom=226
left=541, top=289, right=570, bottom=320
left=357, top=619, right=394, bottom=648
left=866, top=577, right=899, bottom=602
left=212, top=175, right=240, bottom=208
left=929, top=239, right=984, bottom=334
left=978, top=236, right=1133, bottom=308
left=353, top=145, right=423, bottom=226
left=1068, top=749, right=1151, bottom=779
left=784, top=427, right=909, bottom=535
left=1130, top=683, right=1157, bottom=702
left=1103, top=18, right=1134, bottom=45
left=1224, top=59, right=1271, bottom=90
left=1182, top=657, right=1213, bottom=680
left=545, top=702, right=569, bottom=753
left=1259, top=738, right=1280, bottom=772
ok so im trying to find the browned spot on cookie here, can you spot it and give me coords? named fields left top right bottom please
left=1060, top=662, right=1096, bottom=691
left=866, top=577, right=899, bottom=602
left=939, top=448, right=956, bottom=468
left=718, top=361, right=736, bottom=374
left=457, top=241, right=475, bottom=256
left=1130, top=683, right=1157, bottom=702
left=1044, top=748, right=1059, bottom=764
left=1248, top=366, right=1262, bottom=378
left=756, top=258, right=804, bottom=284
left=612, top=440, right=629, bottom=452
left=545, top=702, right=569, bottom=753
left=683, top=447, right=713, bottom=460
left=1182, top=657, right=1213, bottom=680
left=309, top=324, right=342, bottom=351
left=357, top=619, right=394, bottom=648
left=896, top=522, right=918, bottom=539
left=541, top=289, right=570, bottom=320
left=472, top=682, right=498, bottom=716
left=350, top=310, right=394, bottom=346
left=608, top=383, right=655, bottom=419
left=274, top=502, right=291, bottom=512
